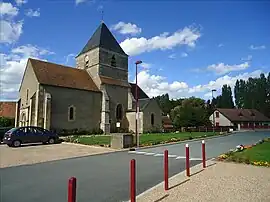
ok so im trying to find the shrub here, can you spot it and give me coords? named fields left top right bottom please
left=0, top=117, right=15, bottom=127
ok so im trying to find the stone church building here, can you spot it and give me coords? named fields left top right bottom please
left=15, top=22, right=163, bottom=134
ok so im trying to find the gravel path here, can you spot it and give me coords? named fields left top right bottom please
left=137, top=161, right=270, bottom=202
left=0, top=142, right=117, bottom=168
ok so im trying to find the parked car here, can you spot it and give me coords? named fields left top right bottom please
left=0, top=127, right=13, bottom=143
left=3, top=126, right=59, bottom=147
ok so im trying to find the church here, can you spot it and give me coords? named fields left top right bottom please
left=15, top=22, right=163, bottom=134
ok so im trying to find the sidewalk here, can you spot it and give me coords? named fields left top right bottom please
left=137, top=161, right=270, bottom=202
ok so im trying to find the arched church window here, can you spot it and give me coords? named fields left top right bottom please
left=26, top=89, right=29, bottom=105
left=68, top=106, right=75, bottom=121
left=84, top=55, right=89, bottom=68
left=116, top=104, right=123, bottom=120
left=111, top=55, right=116, bottom=67
left=151, top=113, right=155, bottom=126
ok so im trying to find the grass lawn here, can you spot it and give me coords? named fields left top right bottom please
left=226, top=141, right=270, bottom=163
left=63, top=132, right=219, bottom=146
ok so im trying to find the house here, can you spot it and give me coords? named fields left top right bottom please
left=15, top=22, right=163, bottom=134
left=0, top=102, right=16, bottom=118
left=209, top=108, right=270, bottom=130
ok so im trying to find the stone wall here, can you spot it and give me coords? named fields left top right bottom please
left=105, top=84, right=129, bottom=132
left=44, top=85, right=102, bottom=132
left=126, top=111, right=144, bottom=134
left=142, top=99, right=163, bottom=132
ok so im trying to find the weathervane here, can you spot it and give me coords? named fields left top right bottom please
left=101, top=9, right=104, bottom=23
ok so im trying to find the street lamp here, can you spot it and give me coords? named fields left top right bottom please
left=135, top=60, right=142, bottom=148
left=212, top=89, right=216, bottom=133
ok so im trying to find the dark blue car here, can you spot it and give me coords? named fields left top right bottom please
left=3, top=126, right=59, bottom=147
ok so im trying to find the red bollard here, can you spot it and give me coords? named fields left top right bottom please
left=185, top=144, right=190, bottom=177
left=164, top=150, right=169, bottom=191
left=202, top=140, right=206, bottom=168
left=130, top=159, right=136, bottom=202
left=68, top=177, right=77, bottom=202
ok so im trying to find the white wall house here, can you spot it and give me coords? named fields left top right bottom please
left=209, top=108, right=270, bottom=131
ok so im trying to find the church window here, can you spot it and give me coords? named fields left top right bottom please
left=116, top=104, right=123, bottom=120
left=111, top=55, right=116, bottom=67
left=84, top=55, right=89, bottom=68
left=68, top=106, right=76, bottom=121
left=151, top=113, right=155, bottom=126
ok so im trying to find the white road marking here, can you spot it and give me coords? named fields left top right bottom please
left=144, top=152, right=155, bottom=156
left=154, top=153, right=164, bottom=157
left=168, top=154, right=177, bottom=158
left=176, top=156, right=186, bottom=159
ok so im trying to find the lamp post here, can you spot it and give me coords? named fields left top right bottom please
left=212, top=89, right=216, bottom=133
left=135, top=60, right=142, bottom=148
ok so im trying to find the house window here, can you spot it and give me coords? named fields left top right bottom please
left=215, top=111, right=219, bottom=118
left=151, top=113, right=155, bottom=126
left=216, top=122, right=219, bottom=126
left=68, top=106, right=75, bottom=121
left=26, top=89, right=29, bottom=105
left=111, top=55, right=116, bottom=67
left=116, top=104, right=123, bottom=120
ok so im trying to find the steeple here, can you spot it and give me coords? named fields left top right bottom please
left=77, top=22, right=127, bottom=57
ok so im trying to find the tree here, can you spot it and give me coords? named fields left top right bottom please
left=220, top=85, right=234, bottom=108
left=154, top=93, right=171, bottom=115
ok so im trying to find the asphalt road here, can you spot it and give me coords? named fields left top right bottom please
left=1, top=131, right=269, bottom=202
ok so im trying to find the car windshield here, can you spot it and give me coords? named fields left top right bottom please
left=7, top=128, right=18, bottom=133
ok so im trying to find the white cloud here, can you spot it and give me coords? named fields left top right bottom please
left=111, top=22, right=142, bottom=35
left=189, top=70, right=263, bottom=96
left=0, top=20, right=23, bottom=44
left=0, top=45, right=54, bottom=100
left=249, top=45, right=266, bottom=50
left=65, top=53, right=76, bottom=64
left=135, top=68, right=263, bottom=99
left=168, top=53, right=176, bottom=59
left=241, top=55, right=252, bottom=62
left=25, top=8, right=40, bottom=17
left=120, top=25, right=201, bottom=56
left=0, top=2, right=19, bottom=17
left=75, top=0, right=88, bottom=5
left=181, top=52, right=188, bottom=57
left=140, top=63, right=152, bottom=69
left=135, top=70, right=189, bottom=98
left=15, top=0, right=28, bottom=6
left=218, top=43, right=224, bottom=48
left=207, top=62, right=249, bottom=75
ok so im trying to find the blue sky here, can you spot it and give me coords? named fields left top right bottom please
left=1, top=0, right=269, bottom=101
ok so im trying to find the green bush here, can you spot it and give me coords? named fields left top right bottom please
left=0, top=117, right=15, bottom=127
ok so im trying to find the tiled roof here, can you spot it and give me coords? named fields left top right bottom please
left=29, top=58, right=100, bottom=92
left=129, top=83, right=149, bottom=99
left=100, top=76, right=130, bottom=87
left=0, top=102, right=16, bottom=118
left=77, top=22, right=127, bottom=57
left=217, top=108, right=270, bottom=122
left=162, top=116, right=173, bottom=129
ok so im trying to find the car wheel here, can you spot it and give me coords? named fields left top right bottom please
left=48, top=137, right=55, bottom=144
left=12, top=140, right=21, bottom=147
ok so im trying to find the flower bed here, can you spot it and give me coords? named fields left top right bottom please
left=217, top=138, right=270, bottom=167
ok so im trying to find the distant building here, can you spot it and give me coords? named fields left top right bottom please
left=0, top=102, right=16, bottom=118
left=162, top=115, right=174, bottom=132
left=209, top=108, right=270, bottom=130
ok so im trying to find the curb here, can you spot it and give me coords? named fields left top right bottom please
left=135, top=158, right=217, bottom=201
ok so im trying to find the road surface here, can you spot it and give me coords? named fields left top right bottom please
left=1, top=131, right=269, bottom=202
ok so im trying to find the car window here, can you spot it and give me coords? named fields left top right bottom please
left=17, top=127, right=27, bottom=134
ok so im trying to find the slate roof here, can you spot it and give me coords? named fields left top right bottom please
left=29, top=58, right=100, bottom=92
left=0, top=102, right=16, bottom=118
left=77, top=22, right=127, bottom=57
left=216, top=108, right=270, bottom=122
left=129, top=83, right=149, bottom=99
